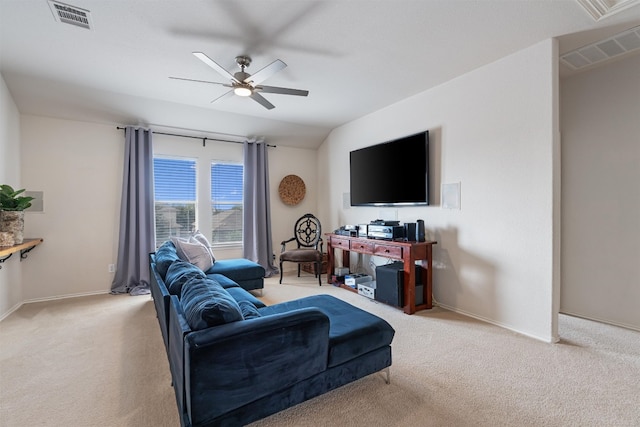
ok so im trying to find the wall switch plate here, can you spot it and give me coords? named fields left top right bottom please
left=108, top=264, right=115, bottom=273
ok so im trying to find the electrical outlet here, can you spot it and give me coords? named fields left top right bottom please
left=108, top=264, right=115, bottom=273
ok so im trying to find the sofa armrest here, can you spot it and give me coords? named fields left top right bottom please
left=184, top=308, right=330, bottom=426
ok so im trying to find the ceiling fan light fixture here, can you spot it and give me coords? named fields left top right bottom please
left=234, top=86, right=252, bottom=97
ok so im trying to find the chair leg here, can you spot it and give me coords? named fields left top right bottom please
left=317, top=261, right=322, bottom=286
left=279, top=261, right=284, bottom=284
left=297, top=264, right=301, bottom=277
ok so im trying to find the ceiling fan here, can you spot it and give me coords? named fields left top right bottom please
left=170, top=52, right=309, bottom=110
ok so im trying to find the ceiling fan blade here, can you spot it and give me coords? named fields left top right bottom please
left=169, top=76, right=229, bottom=86
left=193, top=52, right=239, bottom=83
left=250, top=92, right=275, bottom=110
left=256, top=85, right=309, bottom=97
left=245, top=59, right=286, bottom=85
left=210, top=90, right=235, bottom=104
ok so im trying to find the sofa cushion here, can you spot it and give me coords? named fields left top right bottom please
left=180, top=277, right=244, bottom=330
left=155, top=240, right=180, bottom=279
left=225, top=286, right=267, bottom=309
left=258, top=295, right=395, bottom=368
left=204, top=258, right=265, bottom=283
left=171, top=235, right=215, bottom=272
left=206, top=273, right=240, bottom=289
left=237, top=300, right=262, bottom=319
left=165, top=260, right=206, bottom=297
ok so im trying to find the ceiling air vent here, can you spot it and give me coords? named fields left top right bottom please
left=48, top=0, right=92, bottom=30
left=576, top=0, right=640, bottom=20
left=560, top=25, right=640, bottom=70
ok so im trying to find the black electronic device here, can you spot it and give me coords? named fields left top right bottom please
left=404, top=222, right=417, bottom=242
left=368, top=225, right=404, bottom=240
left=334, top=227, right=352, bottom=236
left=375, top=262, right=424, bottom=307
left=370, top=219, right=400, bottom=226
left=416, top=219, right=425, bottom=242
left=350, top=131, right=429, bottom=206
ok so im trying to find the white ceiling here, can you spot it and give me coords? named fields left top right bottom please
left=1, top=0, right=639, bottom=148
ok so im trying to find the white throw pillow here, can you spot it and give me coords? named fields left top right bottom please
left=191, top=230, right=216, bottom=264
left=171, top=233, right=215, bottom=272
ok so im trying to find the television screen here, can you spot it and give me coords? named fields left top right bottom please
left=350, top=131, right=429, bottom=206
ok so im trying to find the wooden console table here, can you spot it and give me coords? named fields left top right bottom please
left=326, top=233, right=436, bottom=314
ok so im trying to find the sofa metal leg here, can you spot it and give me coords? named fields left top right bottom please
left=384, top=367, right=390, bottom=384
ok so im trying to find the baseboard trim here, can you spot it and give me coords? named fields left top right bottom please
left=436, top=302, right=557, bottom=343
left=23, top=290, right=110, bottom=305
left=1, top=290, right=133, bottom=322
left=560, top=310, right=640, bottom=333
left=0, top=302, right=25, bottom=322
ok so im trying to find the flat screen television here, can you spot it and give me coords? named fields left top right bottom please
left=350, top=131, right=429, bottom=206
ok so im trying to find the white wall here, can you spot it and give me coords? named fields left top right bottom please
left=560, top=54, right=640, bottom=330
left=13, top=115, right=317, bottom=305
left=0, top=74, right=23, bottom=318
left=319, top=40, right=560, bottom=342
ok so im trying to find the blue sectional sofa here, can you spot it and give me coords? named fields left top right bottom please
left=149, top=241, right=395, bottom=427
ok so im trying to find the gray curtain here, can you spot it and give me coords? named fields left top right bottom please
left=111, top=127, right=155, bottom=295
left=243, top=139, right=279, bottom=277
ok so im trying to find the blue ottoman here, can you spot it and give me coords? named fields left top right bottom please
left=205, top=258, right=265, bottom=292
left=258, top=295, right=395, bottom=368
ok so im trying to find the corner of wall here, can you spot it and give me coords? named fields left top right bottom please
left=0, top=73, right=24, bottom=319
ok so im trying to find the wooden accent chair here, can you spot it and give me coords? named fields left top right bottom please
left=279, top=213, right=323, bottom=285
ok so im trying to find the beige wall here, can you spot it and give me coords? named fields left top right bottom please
left=319, top=40, right=560, bottom=342
left=20, top=116, right=123, bottom=302
left=560, top=54, right=640, bottom=330
left=0, top=74, right=23, bottom=318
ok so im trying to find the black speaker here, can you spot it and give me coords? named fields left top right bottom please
left=404, top=223, right=417, bottom=241
left=375, top=262, right=424, bottom=307
left=416, top=219, right=425, bottom=242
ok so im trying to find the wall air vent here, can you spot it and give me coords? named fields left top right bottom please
left=560, top=25, right=640, bottom=70
left=48, top=0, right=92, bottom=30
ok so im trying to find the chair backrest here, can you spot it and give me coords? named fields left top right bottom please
left=293, top=213, right=322, bottom=249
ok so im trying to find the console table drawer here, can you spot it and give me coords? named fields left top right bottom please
left=350, top=240, right=374, bottom=254
left=374, top=244, right=403, bottom=259
left=330, top=237, right=350, bottom=249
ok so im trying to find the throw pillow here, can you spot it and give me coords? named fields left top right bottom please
left=180, top=276, right=244, bottom=330
left=191, top=230, right=216, bottom=264
left=171, top=235, right=214, bottom=272
left=154, top=240, right=180, bottom=278
left=165, top=260, right=206, bottom=297
left=237, top=300, right=262, bottom=320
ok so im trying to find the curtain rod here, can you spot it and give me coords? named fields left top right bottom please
left=116, top=126, right=275, bottom=148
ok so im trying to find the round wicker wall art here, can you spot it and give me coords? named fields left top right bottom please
left=278, top=175, right=306, bottom=205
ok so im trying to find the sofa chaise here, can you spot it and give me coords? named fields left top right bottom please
left=149, top=240, right=395, bottom=427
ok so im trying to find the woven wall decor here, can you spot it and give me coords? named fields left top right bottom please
left=278, top=174, right=306, bottom=205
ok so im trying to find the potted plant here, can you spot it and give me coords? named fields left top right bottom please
left=0, top=185, right=34, bottom=245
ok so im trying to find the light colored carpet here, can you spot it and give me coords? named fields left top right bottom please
left=1, top=274, right=639, bottom=426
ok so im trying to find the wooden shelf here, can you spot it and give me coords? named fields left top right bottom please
left=0, top=238, right=44, bottom=267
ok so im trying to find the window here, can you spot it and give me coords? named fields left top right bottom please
left=211, top=163, right=243, bottom=245
left=153, top=157, right=197, bottom=247
left=152, top=156, right=244, bottom=248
